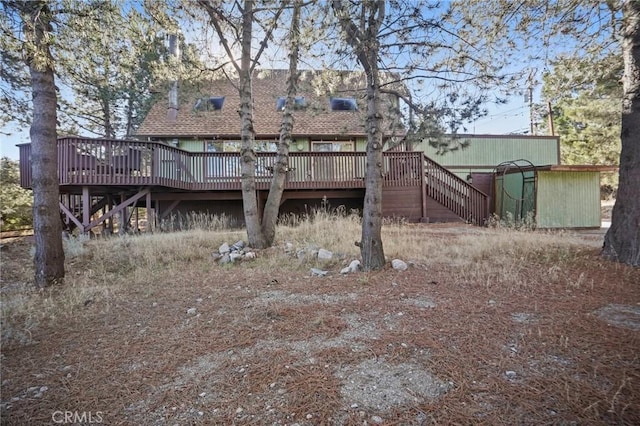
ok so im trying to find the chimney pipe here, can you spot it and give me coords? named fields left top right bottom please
left=167, top=34, right=180, bottom=122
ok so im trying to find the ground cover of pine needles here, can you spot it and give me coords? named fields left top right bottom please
left=1, top=217, right=639, bottom=425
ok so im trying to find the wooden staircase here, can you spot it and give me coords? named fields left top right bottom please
left=423, top=154, right=490, bottom=226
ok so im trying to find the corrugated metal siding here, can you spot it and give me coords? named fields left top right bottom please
left=536, top=171, right=601, bottom=228
left=416, top=136, right=559, bottom=168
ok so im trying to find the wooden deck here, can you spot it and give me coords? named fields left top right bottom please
left=18, top=137, right=423, bottom=191
left=18, top=137, right=489, bottom=233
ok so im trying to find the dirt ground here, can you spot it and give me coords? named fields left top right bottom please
left=1, top=225, right=639, bottom=425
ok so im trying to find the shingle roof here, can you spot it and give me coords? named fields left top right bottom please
left=136, top=69, right=404, bottom=139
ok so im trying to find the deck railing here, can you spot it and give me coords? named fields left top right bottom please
left=423, top=153, right=489, bottom=225
left=18, top=137, right=423, bottom=191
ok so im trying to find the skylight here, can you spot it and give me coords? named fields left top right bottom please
left=193, top=96, right=225, bottom=111
left=208, top=96, right=225, bottom=110
left=276, top=96, right=306, bottom=111
left=330, top=97, right=358, bottom=111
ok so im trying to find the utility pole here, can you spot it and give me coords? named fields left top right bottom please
left=547, top=101, right=555, bottom=136
left=528, top=85, right=534, bottom=135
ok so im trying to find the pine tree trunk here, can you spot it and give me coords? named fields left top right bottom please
left=261, top=90, right=293, bottom=246
left=602, top=0, right=640, bottom=267
left=332, top=0, right=387, bottom=270
left=262, top=0, right=301, bottom=246
left=238, top=0, right=265, bottom=249
left=360, top=59, right=386, bottom=270
left=24, top=1, right=65, bottom=287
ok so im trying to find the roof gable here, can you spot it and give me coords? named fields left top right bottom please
left=136, top=69, right=404, bottom=139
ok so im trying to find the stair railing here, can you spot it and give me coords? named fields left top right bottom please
left=423, top=154, right=489, bottom=226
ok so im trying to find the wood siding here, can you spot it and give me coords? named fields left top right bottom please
left=382, top=186, right=422, bottom=220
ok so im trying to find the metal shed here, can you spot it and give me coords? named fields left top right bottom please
left=494, top=163, right=617, bottom=229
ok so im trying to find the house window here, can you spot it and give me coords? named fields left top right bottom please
left=206, top=140, right=276, bottom=153
left=255, top=140, right=277, bottom=152
left=194, top=96, right=225, bottom=111
left=312, top=140, right=354, bottom=152
left=330, top=97, right=358, bottom=111
left=276, top=96, right=306, bottom=111
left=205, top=140, right=277, bottom=178
left=206, top=141, right=239, bottom=178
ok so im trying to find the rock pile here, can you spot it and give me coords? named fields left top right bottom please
left=212, top=239, right=410, bottom=275
left=212, top=240, right=257, bottom=264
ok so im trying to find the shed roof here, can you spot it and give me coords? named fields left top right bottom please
left=136, top=69, right=405, bottom=139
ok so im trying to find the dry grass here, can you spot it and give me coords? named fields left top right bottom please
left=1, top=215, right=639, bottom=425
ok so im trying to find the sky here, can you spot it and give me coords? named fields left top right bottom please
left=1, top=124, right=30, bottom=161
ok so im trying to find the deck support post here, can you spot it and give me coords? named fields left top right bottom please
left=104, top=195, right=111, bottom=236
left=119, top=193, right=127, bottom=234
left=82, top=186, right=90, bottom=234
left=160, top=200, right=181, bottom=220
left=146, top=192, right=154, bottom=233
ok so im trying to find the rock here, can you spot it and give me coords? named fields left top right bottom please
left=244, top=252, right=256, bottom=260
left=187, top=307, right=197, bottom=316
left=317, top=248, right=333, bottom=261
left=285, top=242, right=294, bottom=253
left=371, top=415, right=384, bottom=424
left=392, top=259, right=408, bottom=271
left=219, top=253, right=231, bottom=265
left=229, top=252, right=243, bottom=262
left=505, top=370, right=517, bottom=380
left=340, top=260, right=361, bottom=274
left=232, top=240, right=246, bottom=251
left=348, top=260, right=361, bottom=272
left=211, top=252, right=221, bottom=260
left=310, top=268, right=328, bottom=277
left=219, top=242, right=230, bottom=254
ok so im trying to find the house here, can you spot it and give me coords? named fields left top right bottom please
left=20, top=70, right=488, bottom=233
left=132, top=68, right=433, bottom=223
left=16, top=69, right=610, bottom=233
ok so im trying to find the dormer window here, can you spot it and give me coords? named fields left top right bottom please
left=194, top=96, right=225, bottom=111
left=276, top=96, right=306, bottom=111
left=330, top=97, right=358, bottom=111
